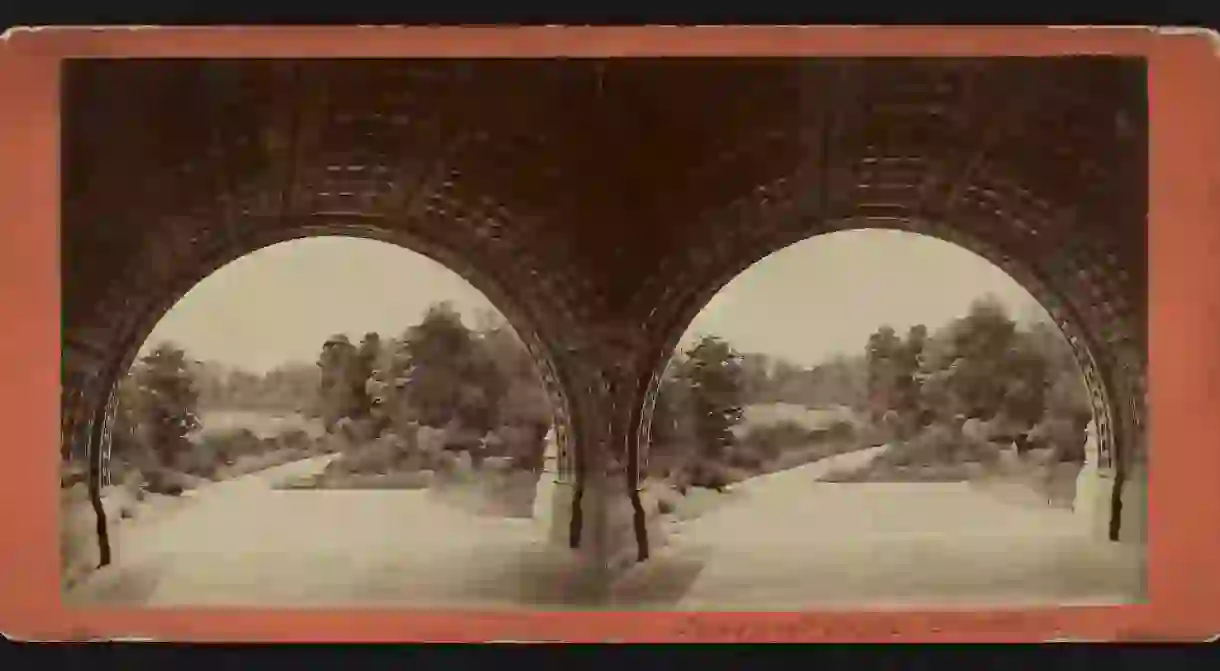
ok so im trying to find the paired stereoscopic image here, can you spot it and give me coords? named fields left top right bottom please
left=59, top=57, right=1148, bottom=610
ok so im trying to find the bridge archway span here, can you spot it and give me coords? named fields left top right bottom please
left=62, top=221, right=585, bottom=564
left=632, top=221, right=1145, bottom=546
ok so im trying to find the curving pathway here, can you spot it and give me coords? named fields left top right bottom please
left=66, top=443, right=1144, bottom=611
left=660, top=445, right=1144, bottom=610
left=65, top=454, right=590, bottom=609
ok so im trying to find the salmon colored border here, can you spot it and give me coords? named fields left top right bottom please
left=1, top=26, right=1218, bottom=643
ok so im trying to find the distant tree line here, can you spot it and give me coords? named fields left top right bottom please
left=738, top=352, right=869, bottom=411
left=647, top=295, right=1094, bottom=492
left=69, top=302, right=555, bottom=492
left=73, top=293, right=1091, bottom=496
left=193, top=361, right=319, bottom=414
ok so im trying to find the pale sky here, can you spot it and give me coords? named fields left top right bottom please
left=141, top=230, right=1046, bottom=373
left=679, top=229, right=1046, bottom=366
left=140, top=238, right=501, bottom=373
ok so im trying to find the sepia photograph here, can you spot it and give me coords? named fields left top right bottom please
left=58, top=56, right=1148, bottom=612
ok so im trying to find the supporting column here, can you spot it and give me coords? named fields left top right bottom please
left=579, top=467, right=663, bottom=576
left=1073, top=419, right=1105, bottom=537
left=540, top=338, right=668, bottom=596
left=62, top=343, right=116, bottom=568
left=533, top=427, right=572, bottom=545
left=1116, top=462, right=1147, bottom=544
left=1074, top=415, right=1146, bottom=545
left=1115, top=367, right=1148, bottom=546
left=86, top=391, right=113, bottom=567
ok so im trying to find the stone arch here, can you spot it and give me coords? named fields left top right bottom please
left=61, top=57, right=1147, bottom=577
left=632, top=220, right=1141, bottom=543
left=63, top=221, right=583, bottom=563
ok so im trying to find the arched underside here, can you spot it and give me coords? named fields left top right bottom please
left=61, top=221, right=584, bottom=564
left=634, top=220, right=1144, bottom=543
left=62, top=58, right=1147, bottom=576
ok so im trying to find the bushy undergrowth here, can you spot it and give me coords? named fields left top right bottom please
left=819, top=416, right=1088, bottom=485
left=288, top=419, right=546, bottom=517
left=719, top=417, right=866, bottom=478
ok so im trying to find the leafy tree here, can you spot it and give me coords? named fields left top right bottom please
left=390, top=302, right=507, bottom=434
left=130, top=342, right=201, bottom=469
left=478, top=323, right=552, bottom=455
left=998, top=337, right=1049, bottom=430
left=866, top=325, right=922, bottom=423
left=316, top=334, right=362, bottom=429
left=919, top=296, right=1022, bottom=424
left=866, top=325, right=900, bottom=417
left=648, top=361, right=698, bottom=476
left=352, top=332, right=382, bottom=418
left=104, top=371, right=144, bottom=466
left=1022, top=320, right=1092, bottom=461
left=1024, top=321, right=1092, bottom=423
left=896, top=324, right=927, bottom=418
left=675, top=335, right=744, bottom=487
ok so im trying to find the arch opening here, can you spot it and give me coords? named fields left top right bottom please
left=631, top=228, right=1145, bottom=609
left=638, top=222, right=1139, bottom=490
left=59, top=234, right=590, bottom=608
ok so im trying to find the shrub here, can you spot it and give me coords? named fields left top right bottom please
left=450, top=450, right=476, bottom=481
left=805, top=427, right=830, bottom=444
left=199, top=427, right=262, bottom=465
left=444, top=427, right=485, bottom=453
left=1031, top=416, right=1086, bottom=463
left=144, top=469, right=185, bottom=496
left=487, top=424, right=546, bottom=471
left=726, top=445, right=764, bottom=470
left=825, top=419, right=856, bottom=442
left=177, top=444, right=219, bottom=479
left=278, top=428, right=313, bottom=452
left=872, top=422, right=964, bottom=469
left=739, top=420, right=809, bottom=462
left=687, top=460, right=732, bottom=491
left=61, top=461, right=88, bottom=489
left=433, top=451, right=459, bottom=474
left=416, top=425, right=447, bottom=455
left=338, top=438, right=400, bottom=475
left=960, top=439, right=995, bottom=464
left=330, top=416, right=380, bottom=447
left=882, top=447, right=915, bottom=467
left=349, top=418, right=381, bottom=445
left=855, top=422, right=889, bottom=448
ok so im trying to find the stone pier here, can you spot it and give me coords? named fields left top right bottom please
left=1074, top=419, right=1147, bottom=545
left=532, top=429, right=562, bottom=542
left=533, top=426, right=667, bottom=592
